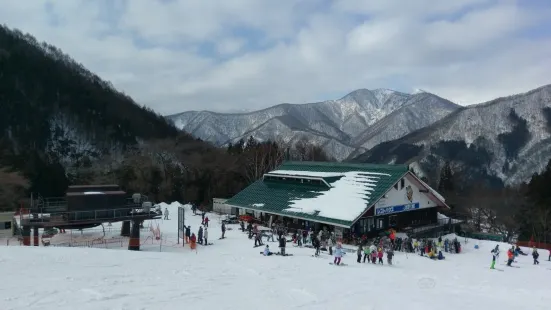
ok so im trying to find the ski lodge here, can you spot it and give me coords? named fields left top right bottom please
left=216, top=161, right=449, bottom=239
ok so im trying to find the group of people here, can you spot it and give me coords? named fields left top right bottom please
left=496, top=244, right=544, bottom=268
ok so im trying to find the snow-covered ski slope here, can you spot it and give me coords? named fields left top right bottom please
left=0, top=203, right=549, bottom=310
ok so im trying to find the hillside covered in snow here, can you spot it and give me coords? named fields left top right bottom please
left=167, top=89, right=459, bottom=160
left=0, top=203, right=549, bottom=310
left=352, top=84, right=551, bottom=186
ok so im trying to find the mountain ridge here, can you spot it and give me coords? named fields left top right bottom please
left=168, top=88, right=460, bottom=160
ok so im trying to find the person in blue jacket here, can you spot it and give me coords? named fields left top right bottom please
left=333, top=243, right=345, bottom=265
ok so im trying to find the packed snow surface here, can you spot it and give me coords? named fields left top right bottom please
left=1, top=203, right=550, bottom=310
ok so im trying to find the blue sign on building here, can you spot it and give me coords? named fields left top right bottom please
left=375, top=202, right=420, bottom=216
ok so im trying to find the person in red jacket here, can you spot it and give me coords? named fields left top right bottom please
left=190, top=233, right=197, bottom=250
left=389, top=230, right=396, bottom=248
left=506, top=247, right=514, bottom=266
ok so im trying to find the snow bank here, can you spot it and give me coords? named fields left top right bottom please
left=155, top=201, right=185, bottom=209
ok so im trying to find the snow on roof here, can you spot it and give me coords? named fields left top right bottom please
left=252, top=203, right=264, bottom=207
left=269, top=170, right=391, bottom=177
left=283, top=171, right=381, bottom=221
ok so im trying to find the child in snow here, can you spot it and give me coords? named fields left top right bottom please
left=190, top=233, right=197, bottom=250
left=437, top=250, right=445, bottom=260
left=377, top=247, right=384, bottom=264
left=357, top=245, right=363, bottom=263
left=203, top=227, right=209, bottom=245
left=333, top=243, right=344, bottom=265
left=387, top=248, right=394, bottom=265
left=532, top=247, right=539, bottom=265
left=263, top=245, right=272, bottom=256
left=506, top=247, right=514, bottom=266
left=490, top=245, right=499, bottom=269
left=371, top=247, right=377, bottom=264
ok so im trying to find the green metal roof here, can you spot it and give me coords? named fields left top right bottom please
left=225, top=161, right=408, bottom=227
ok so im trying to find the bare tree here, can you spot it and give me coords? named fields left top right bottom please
left=0, top=167, right=29, bottom=210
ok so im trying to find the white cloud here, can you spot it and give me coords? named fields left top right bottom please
left=0, top=0, right=550, bottom=114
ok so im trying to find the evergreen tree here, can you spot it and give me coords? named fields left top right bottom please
left=438, top=161, right=454, bottom=192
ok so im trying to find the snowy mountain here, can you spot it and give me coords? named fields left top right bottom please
left=167, top=89, right=459, bottom=160
left=352, top=84, right=551, bottom=186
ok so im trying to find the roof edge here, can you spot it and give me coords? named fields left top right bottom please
left=226, top=203, right=352, bottom=228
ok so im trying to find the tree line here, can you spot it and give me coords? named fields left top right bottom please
left=434, top=160, right=551, bottom=244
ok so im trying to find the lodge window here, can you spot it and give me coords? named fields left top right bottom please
left=389, top=215, right=397, bottom=227
left=367, top=218, right=374, bottom=231
left=400, top=179, right=405, bottom=189
left=2, top=221, right=11, bottom=230
left=377, top=218, right=384, bottom=229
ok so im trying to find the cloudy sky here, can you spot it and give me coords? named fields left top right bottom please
left=1, top=0, right=550, bottom=114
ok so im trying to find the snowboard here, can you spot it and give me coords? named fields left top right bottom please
left=218, top=237, right=225, bottom=240
left=329, top=263, right=347, bottom=266
left=489, top=268, right=504, bottom=271
left=253, top=244, right=264, bottom=248
left=276, top=253, right=293, bottom=256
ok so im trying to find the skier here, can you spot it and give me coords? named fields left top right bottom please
left=221, top=222, right=226, bottom=239
left=164, top=208, right=169, bottom=220
left=357, top=245, right=363, bottom=263
left=204, top=216, right=209, bottom=227
left=333, top=243, right=344, bottom=265
left=185, top=226, right=191, bottom=243
left=279, top=235, right=287, bottom=256
left=203, top=227, right=209, bottom=245
left=532, top=247, right=539, bottom=265
left=387, top=248, right=394, bottom=265
left=263, top=245, right=273, bottom=256
left=198, top=226, right=203, bottom=245
left=490, top=245, right=500, bottom=269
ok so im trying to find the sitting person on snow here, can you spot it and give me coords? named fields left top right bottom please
left=515, top=245, right=527, bottom=256
left=263, top=245, right=273, bottom=256
left=438, top=250, right=445, bottom=260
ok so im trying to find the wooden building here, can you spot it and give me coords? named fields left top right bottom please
left=223, top=161, right=449, bottom=238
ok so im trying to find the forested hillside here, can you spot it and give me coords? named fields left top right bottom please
left=0, top=25, right=330, bottom=210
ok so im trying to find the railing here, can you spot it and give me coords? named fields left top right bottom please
left=401, top=218, right=462, bottom=239
left=20, top=207, right=162, bottom=225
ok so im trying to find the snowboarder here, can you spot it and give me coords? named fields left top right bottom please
left=221, top=222, right=226, bottom=239
left=532, top=247, right=539, bottom=265
left=490, top=245, right=500, bottom=269
left=263, top=245, right=272, bottom=256
left=164, top=208, right=169, bottom=220
left=387, top=248, right=394, bottom=265
left=240, top=220, right=245, bottom=232
left=198, top=226, right=203, bottom=245
left=204, top=216, right=209, bottom=227
left=333, top=243, right=344, bottom=265
left=203, top=227, right=209, bottom=245
left=279, top=235, right=287, bottom=256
